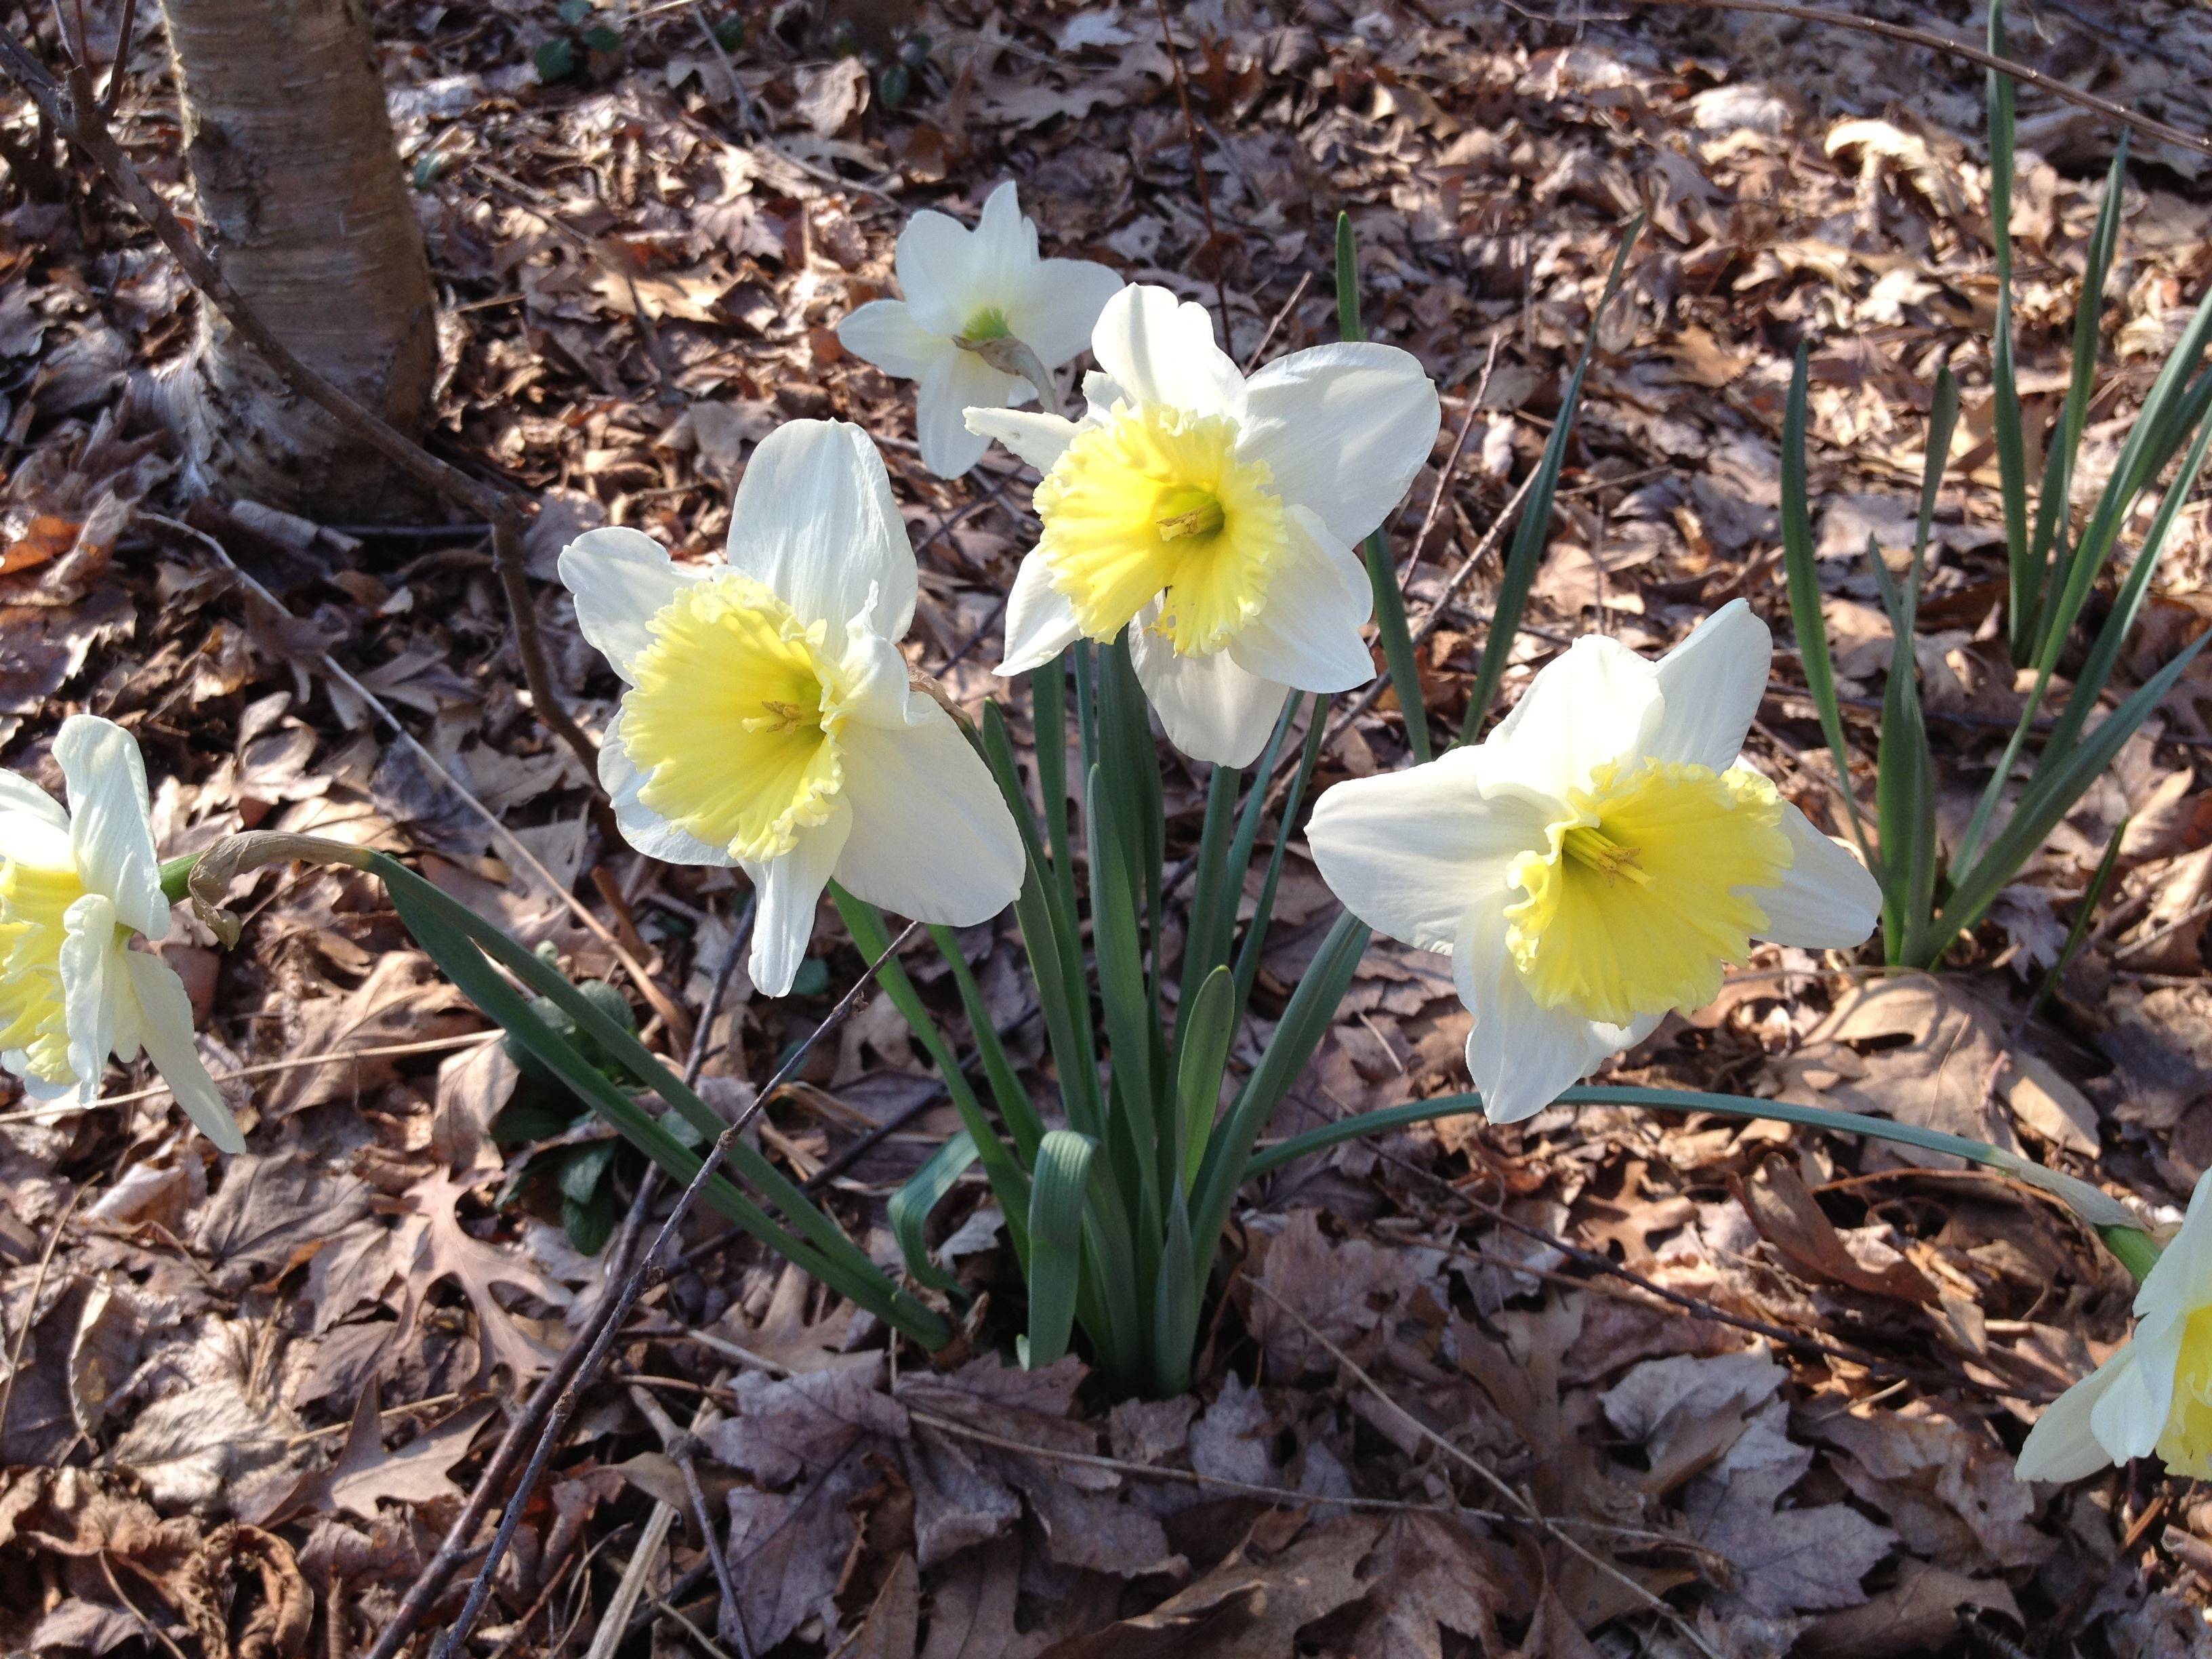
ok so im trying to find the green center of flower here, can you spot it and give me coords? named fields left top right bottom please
left=961, top=306, right=1012, bottom=342
left=0, top=858, right=83, bottom=1086
left=1154, top=485, right=1225, bottom=542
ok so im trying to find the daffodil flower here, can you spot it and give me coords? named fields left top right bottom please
left=968, top=283, right=1440, bottom=767
left=1306, top=602, right=1879, bottom=1122
left=558, top=419, right=1025, bottom=997
left=2015, top=1170, right=2212, bottom=1482
left=0, top=716, right=244, bottom=1151
left=836, top=181, right=1124, bottom=480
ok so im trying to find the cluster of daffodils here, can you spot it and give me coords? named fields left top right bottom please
left=16, top=184, right=2168, bottom=1499
left=1, top=717, right=243, bottom=1152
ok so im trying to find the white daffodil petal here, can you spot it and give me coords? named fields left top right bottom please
left=2015, top=1348, right=2137, bottom=1481
left=966, top=407, right=1080, bottom=474
left=893, top=207, right=980, bottom=337
left=123, top=949, right=245, bottom=1153
left=917, top=348, right=1020, bottom=478
left=1647, top=599, right=1774, bottom=770
left=2090, top=1319, right=2180, bottom=1462
left=0, top=770, right=67, bottom=832
left=726, top=420, right=917, bottom=639
left=1239, top=342, right=1443, bottom=546
left=1080, top=369, right=1130, bottom=416
left=2135, top=1168, right=2212, bottom=1321
left=1224, top=508, right=1374, bottom=693
left=1089, top=284, right=1244, bottom=420
left=598, top=712, right=738, bottom=867
left=967, top=180, right=1040, bottom=303
left=1011, top=260, right=1127, bottom=368
left=999, top=554, right=1085, bottom=676
left=1307, top=750, right=1553, bottom=954
left=1454, top=903, right=1626, bottom=1124
left=745, top=804, right=853, bottom=998
left=836, top=299, right=950, bottom=380
left=559, top=527, right=697, bottom=684
left=56, top=716, right=167, bottom=939
left=833, top=701, right=1023, bottom=927
left=0, top=814, right=75, bottom=873
left=1475, top=634, right=1664, bottom=801
left=1128, top=623, right=1289, bottom=767
left=58, top=891, right=121, bottom=1103
left=1757, top=801, right=1883, bottom=947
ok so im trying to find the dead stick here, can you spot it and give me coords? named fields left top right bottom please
left=425, top=923, right=922, bottom=1659
left=0, top=30, right=598, bottom=783
left=1150, top=0, right=1233, bottom=341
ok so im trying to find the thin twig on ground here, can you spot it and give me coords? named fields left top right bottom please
left=627, top=1381, right=747, bottom=1658
left=425, top=922, right=921, bottom=1659
left=1149, top=0, right=1233, bottom=342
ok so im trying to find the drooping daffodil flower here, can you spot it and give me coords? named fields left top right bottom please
left=1306, top=602, right=1880, bottom=1122
left=558, top=419, right=1025, bottom=997
left=2015, top=1169, right=2212, bottom=1483
left=836, top=181, right=1124, bottom=480
left=0, top=716, right=244, bottom=1151
left=968, top=283, right=1439, bottom=766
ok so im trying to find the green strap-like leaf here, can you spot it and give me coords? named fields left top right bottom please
left=1778, top=343, right=1877, bottom=872
left=374, top=856, right=920, bottom=1308
left=833, top=888, right=1034, bottom=1262
left=382, top=870, right=949, bottom=1346
left=979, top=700, right=1101, bottom=1137
left=1233, top=693, right=1330, bottom=1015
left=889, top=1128, right=982, bottom=1294
left=1460, top=218, right=1645, bottom=743
left=1190, top=909, right=1371, bottom=1282
left=1025, top=1129, right=1098, bottom=1368
left=1174, top=965, right=1235, bottom=1196
left=1240, top=1084, right=2156, bottom=1274
left=927, top=924, right=1046, bottom=1165
left=1335, top=212, right=1433, bottom=762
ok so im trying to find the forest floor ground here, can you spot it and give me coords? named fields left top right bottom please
left=8, top=1, right=2212, bottom=1655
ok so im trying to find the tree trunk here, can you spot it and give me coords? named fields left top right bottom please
left=157, top=0, right=437, bottom=518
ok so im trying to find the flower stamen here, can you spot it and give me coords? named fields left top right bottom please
left=1033, top=401, right=1287, bottom=656
left=623, top=575, right=849, bottom=863
left=1505, top=758, right=1790, bottom=1025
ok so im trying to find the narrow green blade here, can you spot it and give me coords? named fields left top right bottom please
left=890, top=1129, right=982, bottom=1294
left=1460, top=218, right=1645, bottom=742
left=1025, top=1129, right=1098, bottom=1368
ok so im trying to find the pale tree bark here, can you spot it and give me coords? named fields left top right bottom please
left=157, top=0, right=437, bottom=517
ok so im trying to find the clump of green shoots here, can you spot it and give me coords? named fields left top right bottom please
left=1780, top=0, right=2212, bottom=970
